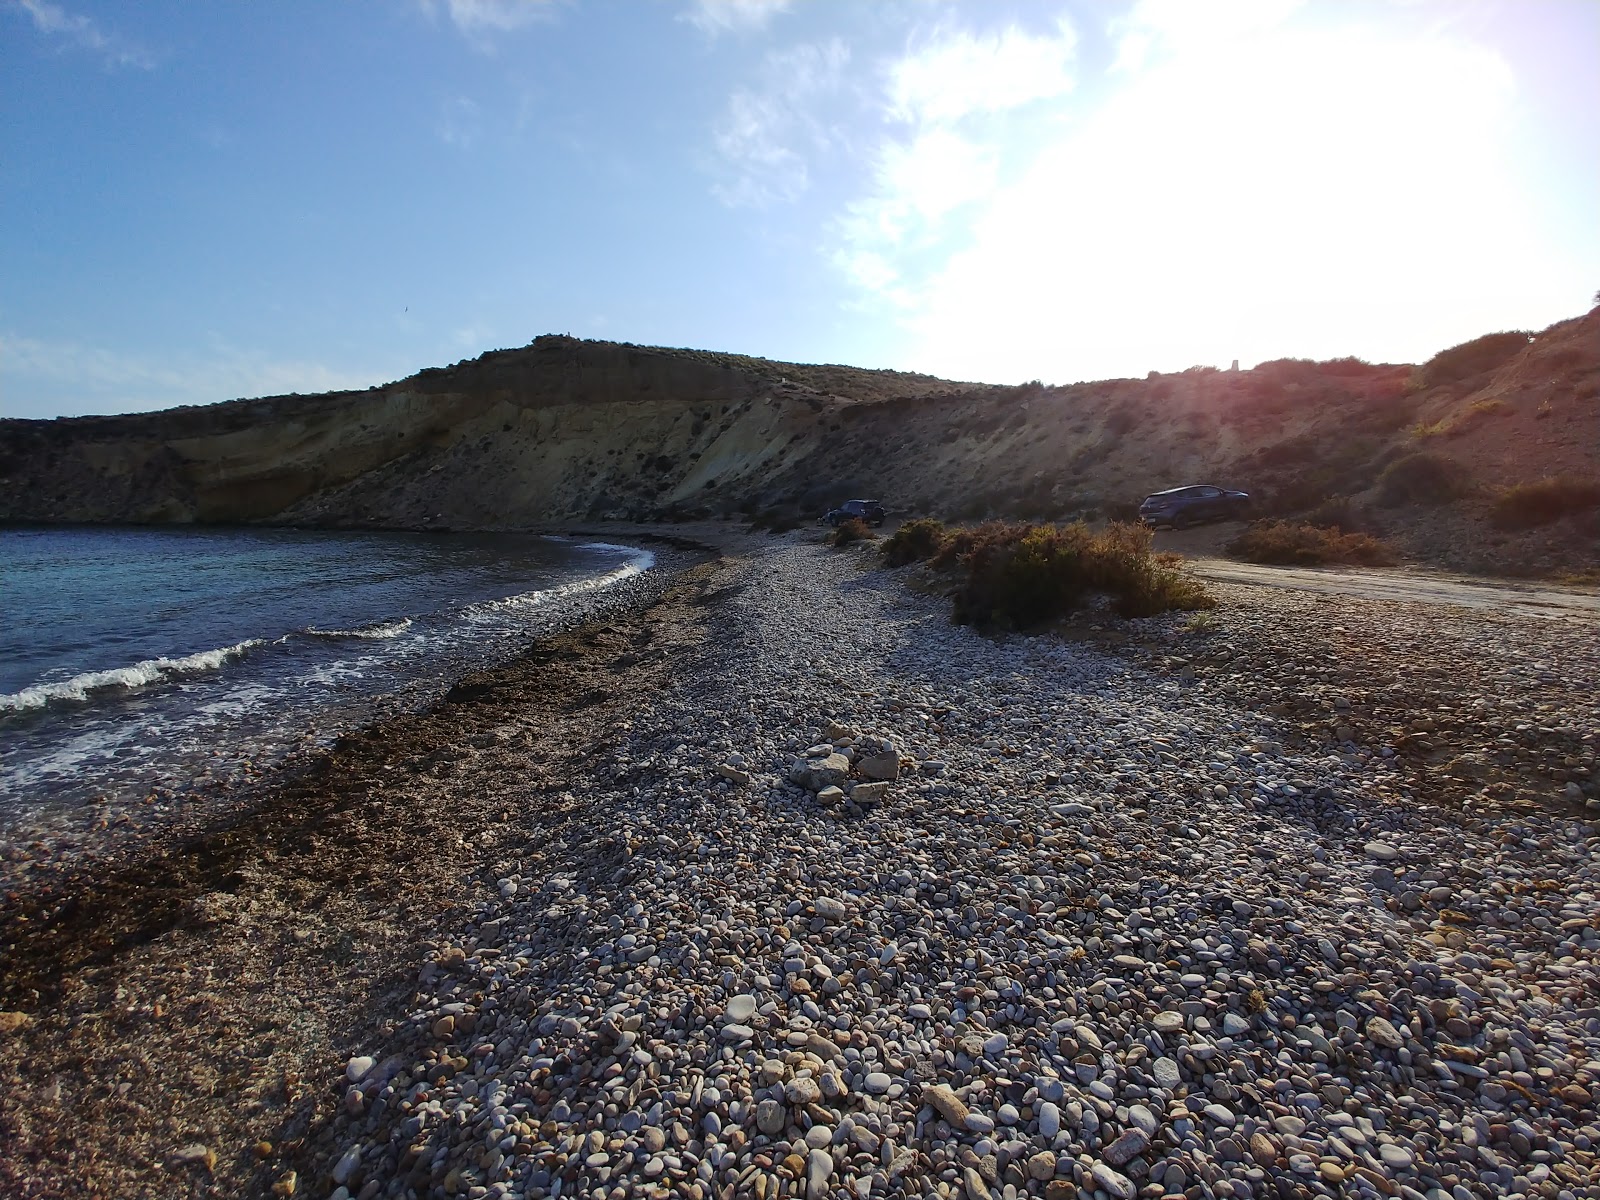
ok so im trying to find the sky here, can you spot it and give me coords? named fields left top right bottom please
left=2, top=0, right=1597, bottom=419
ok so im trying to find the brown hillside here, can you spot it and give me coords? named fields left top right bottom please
left=2, top=312, right=1597, bottom=574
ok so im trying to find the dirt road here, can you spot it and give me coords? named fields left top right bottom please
left=1186, top=557, right=1600, bottom=619
left=1146, top=521, right=1600, bottom=619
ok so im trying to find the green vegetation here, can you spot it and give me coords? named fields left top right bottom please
left=1375, top=452, right=1472, bottom=507
left=826, top=517, right=876, bottom=547
left=1226, top=521, right=1395, bottom=567
left=1489, top=477, right=1600, bottom=530
left=881, top=519, right=1213, bottom=627
left=880, top=518, right=947, bottom=566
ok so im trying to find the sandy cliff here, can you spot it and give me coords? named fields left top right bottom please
left=3, top=311, right=1597, bottom=572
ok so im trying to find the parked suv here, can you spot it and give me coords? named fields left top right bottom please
left=1138, top=485, right=1250, bottom=528
left=823, top=499, right=887, bottom=527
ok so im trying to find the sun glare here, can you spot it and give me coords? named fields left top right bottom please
left=901, top=13, right=1560, bottom=384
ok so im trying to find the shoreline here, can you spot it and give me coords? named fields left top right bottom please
left=2, top=530, right=1596, bottom=1199
left=0, top=529, right=720, bottom=889
left=0, top=536, right=736, bottom=1197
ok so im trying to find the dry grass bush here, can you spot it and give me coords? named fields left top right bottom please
left=826, top=516, right=876, bottom=547
left=919, top=520, right=1212, bottom=627
left=1415, top=330, right=1531, bottom=389
left=1375, top=452, right=1472, bottom=507
left=1226, top=521, right=1396, bottom=567
left=880, top=518, right=947, bottom=566
left=1489, top=477, right=1600, bottom=530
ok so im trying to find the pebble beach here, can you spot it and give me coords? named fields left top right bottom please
left=3, top=529, right=1597, bottom=1200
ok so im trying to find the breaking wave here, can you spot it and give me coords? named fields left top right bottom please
left=0, top=639, right=267, bottom=714
left=306, top=617, right=414, bottom=640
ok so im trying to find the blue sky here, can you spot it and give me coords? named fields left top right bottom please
left=3, top=0, right=1597, bottom=419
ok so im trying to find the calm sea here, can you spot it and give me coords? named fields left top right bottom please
left=0, top=526, right=653, bottom=826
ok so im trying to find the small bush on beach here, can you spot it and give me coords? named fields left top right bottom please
left=1375, top=452, right=1471, bottom=507
left=928, top=520, right=1213, bottom=627
left=827, top=517, right=876, bottom=547
left=1226, top=521, right=1395, bottom=567
left=880, top=518, right=947, bottom=566
left=1489, top=477, right=1600, bottom=529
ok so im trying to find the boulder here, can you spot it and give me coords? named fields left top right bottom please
left=789, top=753, right=851, bottom=791
left=856, top=751, right=901, bottom=782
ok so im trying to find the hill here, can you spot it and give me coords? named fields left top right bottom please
left=2, top=310, right=1597, bottom=574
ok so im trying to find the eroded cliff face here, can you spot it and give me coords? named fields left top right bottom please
left=3, top=315, right=1597, bottom=573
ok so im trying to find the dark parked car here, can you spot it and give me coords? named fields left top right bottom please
left=823, top=499, right=886, bottom=527
left=1138, top=485, right=1251, bottom=528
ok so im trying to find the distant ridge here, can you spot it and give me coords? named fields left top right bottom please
left=2, top=310, right=1597, bottom=575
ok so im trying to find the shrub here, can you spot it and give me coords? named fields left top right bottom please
left=1375, top=452, right=1471, bottom=507
left=939, top=520, right=1213, bottom=628
left=827, top=517, right=876, bottom=547
left=880, top=518, right=947, bottom=566
left=1226, top=521, right=1395, bottom=567
left=1489, top=477, right=1600, bottom=529
left=1416, top=331, right=1531, bottom=389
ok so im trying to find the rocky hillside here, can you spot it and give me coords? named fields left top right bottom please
left=3, top=310, right=1597, bottom=573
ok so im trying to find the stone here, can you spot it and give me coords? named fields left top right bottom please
left=726, top=994, right=758, bottom=1022
left=1221, top=1013, right=1250, bottom=1037
left=850, top=781, right=891, bottom=804
left=756, top=1099, right=788, bottom=1136
left=1378, top=1143, right=1414, bottom=1171
left=857, top=752, right=901, bottom=782
left=863, top=1071, right=893, bottom=1094
left=814, top=896, right=848, bottom=921
left=815, top=785, right=845, bottom=807
left=718, top=762, right=751, bottom=785
left=1249, top=1132, right=1277, bottom=1166
left=1366, top=1016, right=1403, bottom=1049
left=331, top=1144, right=362, bottom=1185
left=1103, top=1128, right=1150, bottom=1166
left=806, top=1148, right=834, bottom=1200
left=0, top=1011, right=31, bottom=1035
left=1153, top=1011, right=1184, bottom=1034
left=790, top=753, right=851, bottom=791
left=786, top=1076, right=822, bottom=1105
left=345, top=1056, right=376, bottom=1083
left=963, top=1166, right=994, bottom=1200
left=1152, top=1057, right=1181, bottom=1088
left=171, top=1144, right=215, bottom=1170
left=1038, top=1101, right=1061, bottom=1139
left=1026, top=1151, right=1057, bottom=1181
left=1090, top=1162, right=1135, bottom=1199
left=1364, top=842, right=1399, bottom=861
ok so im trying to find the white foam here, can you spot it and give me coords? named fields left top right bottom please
left=467, top=546, right=655, bottom=617
left=306, top=617, right=414, bottom=640
left=0, top=638, right=265, bottom=713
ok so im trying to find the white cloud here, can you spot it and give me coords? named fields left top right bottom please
left=830, top=20, right=1076, bottom=303
left=1109, top=0, right=1302, bottom=72
left=422, top=0, right=563, bottom=45
left=13, top=0, right=155, bottom=69
left=887, top=20, right=1077, bottom=126
left=830, top=9, right=1573, bottom=384
left=711, top=39, right=850, bottom=207
left=682, top=0, right=791, bottom=36
left=0, top=333, right=379, bottom=418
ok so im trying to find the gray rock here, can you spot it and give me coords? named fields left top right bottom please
left=856, top=751, right=901, bottom=782
left=790, top=753, right=851, bottom=791
left=1103, top=1128, right=1150, bottom=1166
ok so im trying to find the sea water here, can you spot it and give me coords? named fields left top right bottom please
left=0, top=526, right=653, bottom=826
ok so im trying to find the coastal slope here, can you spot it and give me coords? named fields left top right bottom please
left=2, top=309, right=1597, bottom=572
